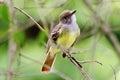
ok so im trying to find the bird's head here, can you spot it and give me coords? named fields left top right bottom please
left=59, top=10, right=77, bottom=24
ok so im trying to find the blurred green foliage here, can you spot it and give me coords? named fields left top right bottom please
left=0, top=4, right=9, bottom=36
left=0, top=0, right=120, bottom=80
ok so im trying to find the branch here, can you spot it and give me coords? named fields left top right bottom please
left=14, top=7, right=48, bottom=36
left=52, top=70, right=72, bottom=80
left=70, top=49, right=89, bottom=55
left=57, top=44, right=92, bottom=80
left=34, top=0, right=49, bottom=29
left=110, top=65, right=116, bottom=80
left=19, top=52, right=41, bottom=64
left=19, top=52, right=51, bottom=72
left=83, top=0, right=120, bottom=57
left=78, top=60, right=102, bottom=65
left=5, top=0, right=17, bottom=80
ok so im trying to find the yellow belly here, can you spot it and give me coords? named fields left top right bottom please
left=50, top=31, right=79, bottom=55
left=57, top=32, right=77, bottom=49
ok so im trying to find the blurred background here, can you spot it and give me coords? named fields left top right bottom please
left=0, top=0, right=120, bottom=80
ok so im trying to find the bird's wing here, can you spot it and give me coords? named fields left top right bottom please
left=51, top=23, right=63, bottom=42
left=45, top=23, right=63, bottom=53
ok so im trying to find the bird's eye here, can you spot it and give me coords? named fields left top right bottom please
left=64, top=16, right=67, bottom=19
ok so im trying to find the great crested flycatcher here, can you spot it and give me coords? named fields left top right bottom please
left=41, top=10, right=80, bottom=72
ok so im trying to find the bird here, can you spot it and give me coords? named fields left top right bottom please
left=41, top=10, right=80, bottom=72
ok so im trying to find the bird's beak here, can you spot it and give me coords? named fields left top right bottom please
left=71, top=10, right=76, bottom=15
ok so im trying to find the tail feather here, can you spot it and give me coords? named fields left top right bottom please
left=41, top=52, right=56, bottom=72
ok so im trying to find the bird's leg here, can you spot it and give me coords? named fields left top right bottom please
left=62, top=48, right=70, bottom=58
left=62, top=48, right=83, bottom=68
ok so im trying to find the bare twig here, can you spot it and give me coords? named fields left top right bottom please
left=70, top=49, right=89, bottom=54
left=19, top=52, right=41, bottom=64
left=34, top=0, right=49, bottom=29
left=5, top=0, right=17, bottom=80
left=110, top=65, right=116, bottom=80
left=14, top=7, right=48, bottom=36
left=19, top=52, right=51, bottom=72
left=57, top=44, right=92, bottom=80
left=52, top=70, right=72, bottom=80
left=83, top=0, right=120, bottom=57
left=78, top=60, right=102, bottom=65
left=6, top=40, right=17, bottom=80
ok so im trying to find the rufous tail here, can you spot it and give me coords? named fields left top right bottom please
left=41, top=51, right=56, bottom=72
